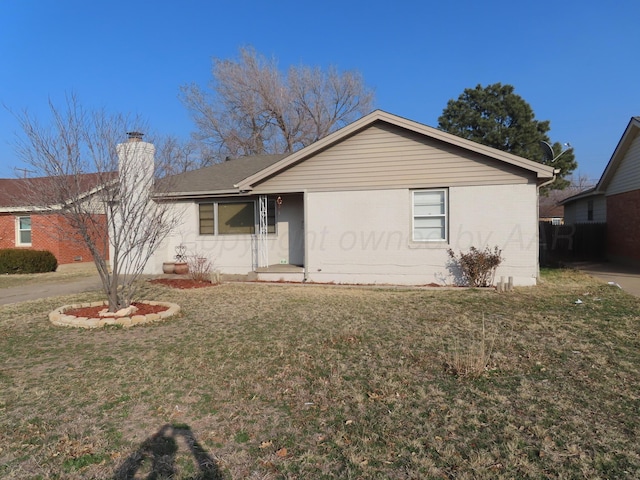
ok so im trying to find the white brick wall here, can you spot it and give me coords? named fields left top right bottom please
left=147, top=184, right=540, bottom=286
left=305, top=184, right=539, bottom=286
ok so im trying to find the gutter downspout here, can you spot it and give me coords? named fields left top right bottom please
left=536, top=170, right=560, bottom=281
left=303, top=190, right=309, bottom=282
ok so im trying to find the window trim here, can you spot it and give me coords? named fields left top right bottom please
left=412, top=189, right=448, bottom=242
left=198, top=199, right=277, bottom=236
left=16, top=215, right=32, bottom=246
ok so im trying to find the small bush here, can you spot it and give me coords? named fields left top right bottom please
left=447, top=246, right=503, bottom=287
left=186, top=252, right=214, bottom=282
left=0, top=248, right=58, bottom=274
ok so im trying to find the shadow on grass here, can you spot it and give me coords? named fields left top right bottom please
left=114, top=423, right=224, bottom=480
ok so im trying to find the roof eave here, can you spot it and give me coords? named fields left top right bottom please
left=595, top=117, right=640, bottom=191
left=0, top=205, right=64, bottom=213
left=153, top=189, right=245, bottom=201
left=558, top=188, right=604, bottom=206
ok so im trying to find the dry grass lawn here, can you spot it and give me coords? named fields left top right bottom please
left=0, top=269, right=639, bottom=479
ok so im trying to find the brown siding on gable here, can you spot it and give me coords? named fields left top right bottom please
left=252, top=123, right=534, bottom=193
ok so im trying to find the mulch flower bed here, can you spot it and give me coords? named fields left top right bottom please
left=53, top=278, right=215, bottom=323
left=64, top=302, right=170, bottom=318
left=149, top=278, right=217, bottom=289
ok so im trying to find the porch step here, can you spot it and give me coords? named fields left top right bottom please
left=255, top=264, right=305, bottom=283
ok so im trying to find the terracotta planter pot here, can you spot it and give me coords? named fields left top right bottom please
left=174, top=262, right=189, bottom=275
left=162, top=262, right=175, bottom=274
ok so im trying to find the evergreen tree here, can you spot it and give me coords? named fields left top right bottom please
left=438, top=83, right=576, bottom=189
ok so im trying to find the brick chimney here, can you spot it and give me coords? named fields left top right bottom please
left=117, top=132, right=155, bottom=197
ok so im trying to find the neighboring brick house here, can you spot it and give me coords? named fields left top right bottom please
left=0, top=174, right=110, bottom=266
left=561, top=117, right=640, bottom=263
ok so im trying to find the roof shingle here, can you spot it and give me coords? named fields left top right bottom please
left=163, top=154, right=287, bottom=195
left=0, top=173, right=110, bottom=209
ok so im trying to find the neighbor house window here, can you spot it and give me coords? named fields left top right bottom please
left=587, top=199, right=594, bottom=221
left=17, top=216, right=32, bottom=245
left=412, top=189, right=447, bottom=241
left=198, top=200, right=276, bottom=235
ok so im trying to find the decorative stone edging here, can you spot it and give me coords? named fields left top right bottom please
left=49, top=301, right=181, bottom=329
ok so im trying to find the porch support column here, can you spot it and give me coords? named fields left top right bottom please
left=258, top=195, right=268, bottom=268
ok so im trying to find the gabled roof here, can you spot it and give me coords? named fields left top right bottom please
left=594, top=116, right=640, bottom=192
left=561, top=116, right=640, bottom=206
left=236, top=110, right=556, bottom=191
left=0, top=172, right=112, bottom=212
left=161, top=154, right=287, bottom=198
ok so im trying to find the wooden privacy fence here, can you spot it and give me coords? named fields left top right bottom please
left=539, top=222, right=606, bottom=264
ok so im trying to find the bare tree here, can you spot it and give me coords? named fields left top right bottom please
left=563, top=173, right=597, bottom=196
left=155, top=135, right=209, bottom=175
left=13, top=95, right=181, bottom=311
left=180, top=46, right=375, bottom=159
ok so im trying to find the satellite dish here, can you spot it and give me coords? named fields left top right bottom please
left=539, top=141, right=555, bottom=163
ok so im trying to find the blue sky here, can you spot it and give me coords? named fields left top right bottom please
left=1, top=0, right=638, bottom=182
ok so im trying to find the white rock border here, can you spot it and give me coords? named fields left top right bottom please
left=49, top=301, right=181, bottom=329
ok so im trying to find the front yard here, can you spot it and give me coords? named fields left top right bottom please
left=0, top=269, right=639, bottom=479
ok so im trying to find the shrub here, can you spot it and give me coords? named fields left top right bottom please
left=186, top=253, right=214, bottom=282
left=447, top=246, right=503, bottom=287
left=0, top=249, right=58, bottom=274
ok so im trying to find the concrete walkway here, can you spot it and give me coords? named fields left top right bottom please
left=569, top=261, right=640, bottom=297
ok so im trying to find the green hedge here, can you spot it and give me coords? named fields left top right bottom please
left=0, top=249, right=58, bottom=274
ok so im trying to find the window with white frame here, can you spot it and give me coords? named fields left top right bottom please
left=199, top=199, right=276, bottom=235
left=17, top=216, right=32, bottom=245
left=412, top=189, right=447, bottom=241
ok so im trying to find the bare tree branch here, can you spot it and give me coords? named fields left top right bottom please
left=180, top=47, right=375, bottom=160
left=13, top=95, right=181, bottom=311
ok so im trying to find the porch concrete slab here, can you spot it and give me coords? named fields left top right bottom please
left=255, top=264, right=305, bottom=283
left=255, top=264, right=304, bottom=273
left=569, top=261, right=640, bottom=298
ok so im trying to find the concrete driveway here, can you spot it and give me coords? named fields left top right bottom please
left=0, top=276, right=104, bottom=306
left=0, top=263, right=104, bottom=306
left=569, top=261, right=640, bottom=297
